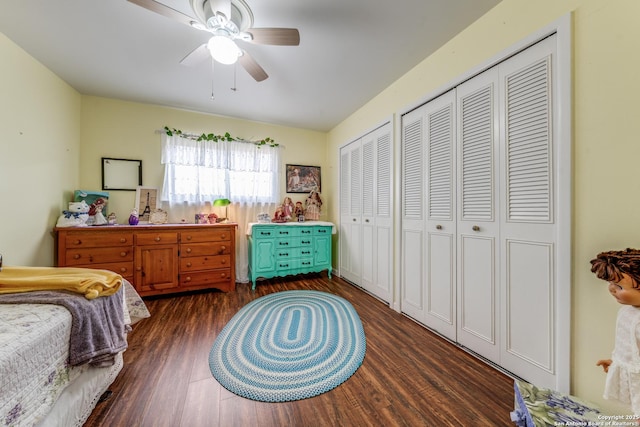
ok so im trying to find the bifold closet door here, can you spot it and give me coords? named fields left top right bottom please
left=424, top=91, right=457, bottom=340
left=401, top=108, right=426, bottom=322
left=362, top=124, right=393, bottom=303
left=456, top=67, right=500, bottom=363
left=401, top=90, right=457, bottom=341
left=339, top=139, right=362, bottom=284
left=498, top=35, right=558, bottom=389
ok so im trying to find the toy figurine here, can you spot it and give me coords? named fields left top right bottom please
left=56, top=201, right=90, bottom=227
left=273, top=206, right=285, bottom=222
left=128, top=209, right=139, bottom=225
left=591, top=248, right=640, bottom=416
left=282, top=197, right=293, bottom=221
left=294, top=201, right=304, bottom=219
left=107, top=212, right=117, bottom=225
left=304, top=189, right=322, bottom=221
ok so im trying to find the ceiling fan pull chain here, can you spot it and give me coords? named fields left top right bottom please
left=211, top=58, right=216, bottom=100
left=231, top=61, right=237, bottom=92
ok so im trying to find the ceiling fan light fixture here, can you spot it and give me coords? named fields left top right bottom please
left=207, top=35, right=241, bottom=65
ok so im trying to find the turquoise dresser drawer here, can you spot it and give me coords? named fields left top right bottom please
left=275, top=247, right=314, bottom=259
left=276, top=258, right=314, bottom=272
left=273, top=227, right=300, bottom=238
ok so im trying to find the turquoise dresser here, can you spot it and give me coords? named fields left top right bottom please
left=247, top=222, right=335, bottom=289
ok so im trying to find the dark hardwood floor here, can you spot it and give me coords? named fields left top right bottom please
left=85, top=275, right=516, bottom=427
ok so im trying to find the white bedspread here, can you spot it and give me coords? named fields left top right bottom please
left=0, top=280, right=149, bottom=426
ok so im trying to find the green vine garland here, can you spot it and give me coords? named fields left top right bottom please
left=164, top=126, right=278, bottom=147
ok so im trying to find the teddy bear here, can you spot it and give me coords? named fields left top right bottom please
left=56, top=201, right=90, bottom=227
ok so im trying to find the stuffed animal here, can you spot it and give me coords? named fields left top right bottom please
left=56, top=201, right=90, bottom=227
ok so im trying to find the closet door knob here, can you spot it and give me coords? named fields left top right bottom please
left=436, top=225, right=442, bottom=230
left=472, top=225, right=480, bottom=232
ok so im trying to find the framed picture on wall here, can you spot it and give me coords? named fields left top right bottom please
left=134, top=186, right=158, bottom=223
left=286, top=164, right=321, bottom=193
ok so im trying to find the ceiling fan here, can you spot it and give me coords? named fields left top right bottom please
left=128, top=0, right=300, bottom=82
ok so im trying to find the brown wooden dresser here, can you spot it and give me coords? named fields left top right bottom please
left=54, top=223, right=236, bottom=296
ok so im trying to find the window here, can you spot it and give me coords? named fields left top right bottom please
left=160, top=133, right=281, bottom=204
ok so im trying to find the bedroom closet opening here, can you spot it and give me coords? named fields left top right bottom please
left=400, top=29, right=571, bottom=392
left=339, top=121, right=393, bottom=303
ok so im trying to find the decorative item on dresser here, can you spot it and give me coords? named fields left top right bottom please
left=54, top=223, right=237, bottom=296
left=247, top=221, right=335, bottom=290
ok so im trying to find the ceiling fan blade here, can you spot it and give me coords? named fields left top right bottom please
left=208, top=0, right=231, bottom=21
left=127, top=0, right=195, bottom=27
left=247, top=28, right=300, bottom=46
left=239, top=52, right=268, bottom=82
left=180, top=44, right=210, bottom=67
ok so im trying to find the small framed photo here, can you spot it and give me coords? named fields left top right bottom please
left=286, top=164, right=321, bottom=193
left=135, top=187, right=158, bottom=223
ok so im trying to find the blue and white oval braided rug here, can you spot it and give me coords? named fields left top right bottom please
left=209, top=290, right=366, bottom=402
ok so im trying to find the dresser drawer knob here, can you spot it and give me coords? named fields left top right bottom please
left=154, top=236, right=161, bottom=242
left=74, top=239, right=82, bottom=245
left=185, top=276, right=191, bottom=282
left=120, top=251, right=127, bottom=257
left=186, top=235, right=192, bottom=241
left=220, top=273, right=227, bottom=278
left=120, top=267, right=127, bottom=273
left=120, top=238, right=127, bottom=243
left=186, top=248, right=192, bottom=253
left=73, top=254, right=81, bottom=260
left=221, top=234, right=226, bottom=239
left=186, top=262, right=192, bottom=267
left=221, top=259, right=226, bottom=264
left=220, top=245, right=226, bottom=251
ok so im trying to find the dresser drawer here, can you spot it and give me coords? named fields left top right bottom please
left=273, top=227, right=300, bottom=238
left=180, top=268, right=232, bottom=286
left=181, top=228, right=231, bottom=243
left=314, top=226, right=332, bottom=236
left=276, top=247, right=314, bottom=259
left=136, top=232, right=178, bottom=245
left=180, top=254, right=231, bottom=271
left=65, top=247, right=133, bottom=266
left=73, top=261, right=134, bottom=278
left=252, top=227, right=276, bottom=239
left=276, top=258, right=313, bottom=271
left=64, top=232, right=133, bottom=248
left=275, top=237, right=313, bottom=249
left=181, top=241, right=230, bottom=257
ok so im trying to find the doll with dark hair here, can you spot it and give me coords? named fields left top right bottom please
left=591, top=248, right=640, bottom=415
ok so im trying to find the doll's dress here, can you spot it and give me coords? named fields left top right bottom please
left=305, top=200, right=320, bottom=221
left=604, top=304, right=640, bottom=414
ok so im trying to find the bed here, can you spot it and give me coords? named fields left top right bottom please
left=0, top=274, right=149, bottom=427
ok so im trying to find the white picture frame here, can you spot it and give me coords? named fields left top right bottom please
left=134, top=186, right=158, bottom=224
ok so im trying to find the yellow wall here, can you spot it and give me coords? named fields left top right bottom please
left=326, top=0, right=640, bottom=414
left=0, top=33, right=81, bottom=266
left=79, top=96, right=327, bottom=222
left=3, top=0, right=640, bottom=415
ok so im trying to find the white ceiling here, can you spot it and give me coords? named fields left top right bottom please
left=0, top=0, right=501, bottom=132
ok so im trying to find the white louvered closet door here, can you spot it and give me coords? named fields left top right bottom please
left=372, top=124, right=393, bottom=302
left=339, top=123, right=393, bottom=302
left=361, top=132, right=376, bottom=294
left=498, top=35, right=558, bottom=389
left=401, top=108, right=426, bottom=321
left=456, top=68, right=501, bottom=362
left=339, top=139, right=362, bottom=284
left=423, top=90, right=457, bottom=340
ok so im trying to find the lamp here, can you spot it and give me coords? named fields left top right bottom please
left=213, top=198, right=231, bottom=223
left=207, top=36, right=241, bottom=65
